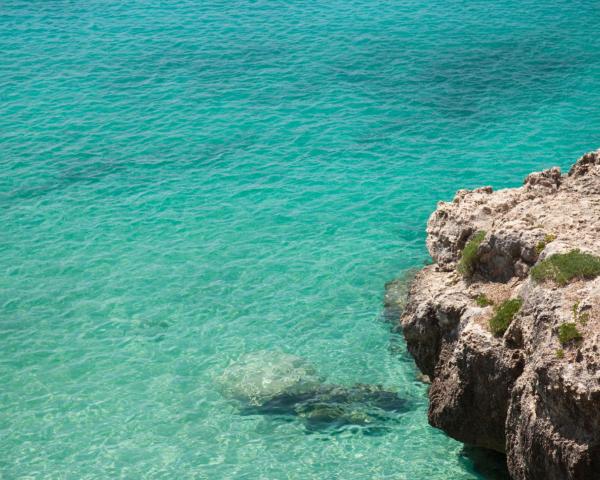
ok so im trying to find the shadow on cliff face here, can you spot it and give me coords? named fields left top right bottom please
left=459, top=445, right=510, bottom=480
left=217, top=351, right=411, bottom=435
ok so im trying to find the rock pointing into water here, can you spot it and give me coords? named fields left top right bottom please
left=398, top=150, right=600, bottom=479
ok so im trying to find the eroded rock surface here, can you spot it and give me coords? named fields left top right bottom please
left=399, top=150, right=600, bottom=480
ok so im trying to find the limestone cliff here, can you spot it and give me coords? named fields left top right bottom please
left=398, top=151, right=600, bottom=479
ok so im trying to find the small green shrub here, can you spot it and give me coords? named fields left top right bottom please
left=558, top=323, right=582, bottom=345
left=458, top=231, right=486, bottom=277
left=535, top=233, right=556, bottom=254
left=489, top=298, right=523, bottom=336
left=530, top=250, right=600, bottom=286
left=555, top=348, right=564, bottom=359
left=475, top=293, right=493, bottom=307
left=579, top=312, right=590, bottom=326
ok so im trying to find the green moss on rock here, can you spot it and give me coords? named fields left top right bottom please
left=530, top=250, right=600, bottom=286
left=558, top=323, right=582, bottom=345
left=489, top=298, right=523, bottom=336
left=475, top=293, right=493, bottom=307
left=535, top=233, right=556, bottom=254
left=458, top=231, right=486, bottom=277
left=572, top=301, right=590, bottom=326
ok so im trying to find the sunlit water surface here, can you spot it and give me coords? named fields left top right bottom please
left=2, top=0, right=600, bottom=478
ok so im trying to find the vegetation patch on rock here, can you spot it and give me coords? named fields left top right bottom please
left=558, top=323, right=582, bottom=345
left=475, top=293, right=493, bottom=307
left=572, top=301, right=590, bottom=326
left=458, top=231, right=486, bottom=277
left=489, top=298, right=523, bottom=336
left=535, top=233, right=556, bottom=254
left=530, top=250, right=600, bottom=286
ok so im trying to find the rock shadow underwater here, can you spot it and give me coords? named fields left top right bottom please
left=217, top=351, right=412, bottom=435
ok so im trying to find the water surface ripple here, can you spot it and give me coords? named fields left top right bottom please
left=1, top=0, right=600, bottom=478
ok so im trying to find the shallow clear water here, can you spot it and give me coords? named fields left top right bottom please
left=1, top=0, right=600, bottom=478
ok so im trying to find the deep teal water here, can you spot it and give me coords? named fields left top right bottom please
left=2, top=1, right=600, bottom=478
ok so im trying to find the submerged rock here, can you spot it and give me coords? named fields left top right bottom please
left=383, top=269, right=418, bottom=322
left=216, top=351, right=324, bottom=407
left=218, top=351, right=408, bottom=432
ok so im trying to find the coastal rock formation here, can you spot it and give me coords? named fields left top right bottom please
left=399, top=151, right=600, bottom=479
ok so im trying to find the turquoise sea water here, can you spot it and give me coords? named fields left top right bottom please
left=2, top=1, right=600, bottom=478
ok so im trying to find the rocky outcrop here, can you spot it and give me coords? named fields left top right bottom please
left=398, top=151, right=600, bottom=479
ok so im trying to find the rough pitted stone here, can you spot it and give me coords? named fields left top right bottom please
left=524, top=166, right=562, bottom=190
left=568, top=150, right=600, bottom=178
left=399, top=150, right=600, bottom=480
